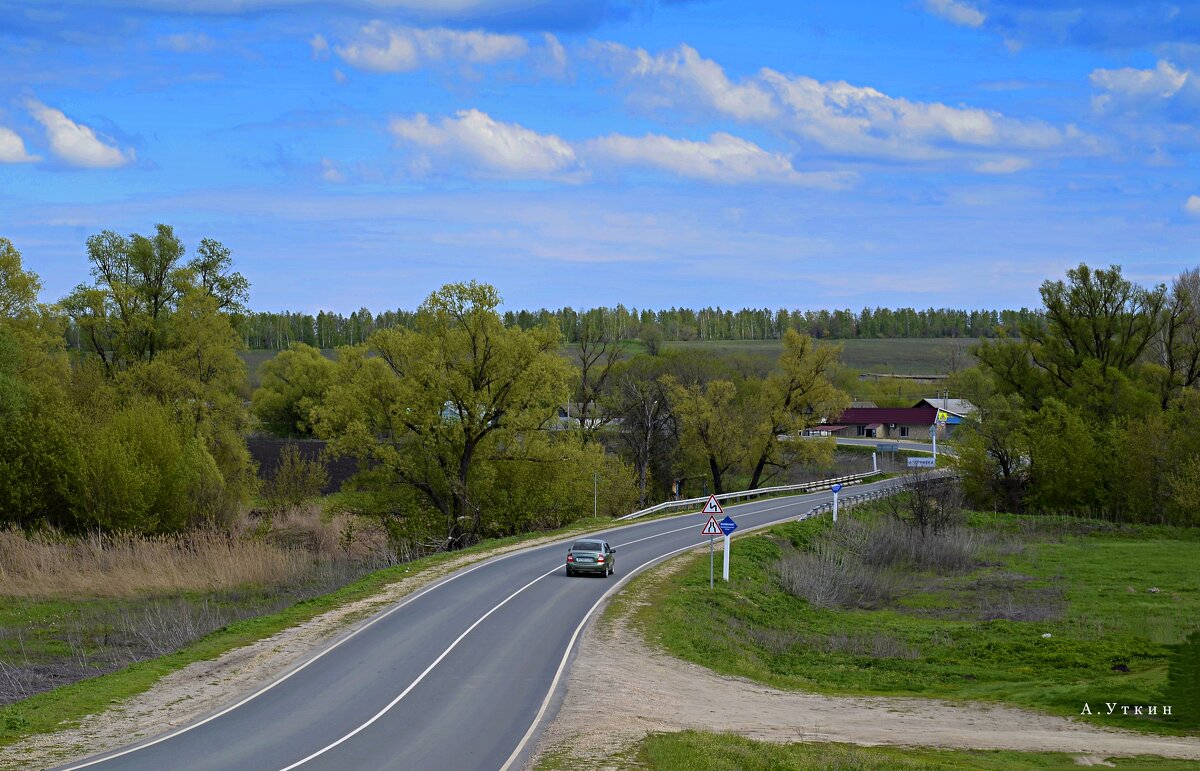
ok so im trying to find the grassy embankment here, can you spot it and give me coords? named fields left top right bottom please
left=625, top=505, right=1200, bottom=736
left=0, top=512, right=614, bottom=748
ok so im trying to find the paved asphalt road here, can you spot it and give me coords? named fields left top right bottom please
left=58, top=476, right=904, bottom=771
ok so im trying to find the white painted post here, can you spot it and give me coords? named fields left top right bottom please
left=709, top=537, right=714, bottom=588
left=722, top=534, right=731, bottom=581
left=872, top=451, right=877, bottom=472
left=832, top=490, right=839, bottom=523
left=931, top=423, right=937, bottom=463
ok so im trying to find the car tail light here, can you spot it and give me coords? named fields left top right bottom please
left=596, top=555, right=604, bottom=562
left=566, top=554, right=574, bottom=562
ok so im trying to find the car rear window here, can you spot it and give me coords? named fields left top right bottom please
left=572, top=541, right=603, bottom=551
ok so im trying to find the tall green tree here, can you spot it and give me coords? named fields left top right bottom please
left=574, top=308, right=622, bottom=442
left=318, top=282, right=574, bottom=549
left=607, top=355, right=679, bottom=505
left=59, top=226, right=252, bottom=528
left=0, top=240, right=80, bottom=528
left=661, top=377, right=748, bottom=495
left=744, top=330, right=847, bottom=489
left=252, top=343, right=337, bottom=436
left=977, top=263, right=1165, bottom=418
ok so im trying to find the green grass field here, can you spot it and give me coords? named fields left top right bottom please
left=663, top=338, right=971, bottom=375
left=626, top=731, right=1196, bottom=771
left=627, top=509, right=1200, bottom=736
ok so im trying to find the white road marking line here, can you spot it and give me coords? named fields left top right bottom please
left=274, top=496, right=825, bottom=769
left=59, top=485, right=850, bottom=770
left=58, top=557, right=505, bottom=770
left=277, top=565, right=563, bottom=770
left=501, top=495, right=828, bottom=770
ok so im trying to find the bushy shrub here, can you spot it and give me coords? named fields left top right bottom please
left=262, top=443, right=328, bottom=516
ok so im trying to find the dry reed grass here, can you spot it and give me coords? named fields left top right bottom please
left=0, top=529, right=313, bottom=599
left=0, top=506, right=392, bottom=599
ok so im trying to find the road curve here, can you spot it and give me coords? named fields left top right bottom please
left=57, top=477, right=901, bottom=771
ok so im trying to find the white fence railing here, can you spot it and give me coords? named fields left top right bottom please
left=615, top=470, right=882, bottom=521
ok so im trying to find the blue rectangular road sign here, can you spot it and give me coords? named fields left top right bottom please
left=718, top=515, right=737, bottom=536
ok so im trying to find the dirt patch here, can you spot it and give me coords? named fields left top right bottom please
left=0, top=533, right=571, bottom=771
left=530, top=558, right=1200, bottom=768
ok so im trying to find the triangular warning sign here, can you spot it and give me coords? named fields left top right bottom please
left=701, top=515, right=722, bottom=536
left=702, top=494, right=723, bottom=515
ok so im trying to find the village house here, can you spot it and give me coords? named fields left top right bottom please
left=804, top=396, right=976, bottom=441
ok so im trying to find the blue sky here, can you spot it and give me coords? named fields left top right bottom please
left=2, top=0, right=1198, bottom=314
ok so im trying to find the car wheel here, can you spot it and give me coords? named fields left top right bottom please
left=566, top=567, right=574, bottom=577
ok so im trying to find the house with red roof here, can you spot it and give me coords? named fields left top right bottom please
left=803, top=397, right=975, bottom=441
left=835, top=405, right=938, bottom=440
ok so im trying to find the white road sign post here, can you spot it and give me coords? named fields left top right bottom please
left=831, top=483, right=842, bottom=523
left=701, top=513, right=722, bottom=588
left=718, top=515, right=738, bottom=581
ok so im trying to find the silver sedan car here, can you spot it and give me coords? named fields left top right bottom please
left=565, top=539, right=616, bottom=577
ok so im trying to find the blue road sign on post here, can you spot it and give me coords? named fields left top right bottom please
left=718, top=515, right=737, bottom=582
left=831, top=483, right=842, bottom=523
left=831, top=483, right=842, bottom=493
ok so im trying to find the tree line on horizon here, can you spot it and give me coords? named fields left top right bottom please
left=206, top=303, right=1043, bottom=352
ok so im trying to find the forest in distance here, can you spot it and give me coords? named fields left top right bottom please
left=226, top=301, right=1044, bottom=352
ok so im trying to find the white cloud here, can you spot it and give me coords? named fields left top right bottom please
left=390, top=109, right=580, bottom=179
left=1090, top=60, right=1193, bottom=113
left=335, top=22, right=527, bottom=72
left=759, top=70, right=1068, bottom=159
left=25, top=99, right=134, bottom=168
left=604, top=42, right=776, bottom=121
left=536, top=32, right=568, bottom=78
left=0, top=126, right=39, bottom=163
left=310, top=34, right=330, bottom=60
left=320, top=158, right=345, bottom=183
left=925, top=0, right=986, bottom=29
left=157, top=32, right=215, bottom=52
left=604, top=43, right=1071, bottom=163
left=588, top=131, right=854, bottom=188
left=974, top=156, right=1032, bottom=174
left=1186, top=195, right=1200, bottom=216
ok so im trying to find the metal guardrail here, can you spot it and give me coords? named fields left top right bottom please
left=801, top=472, right=961, bottom=520
left=614, top=469, right=882, bottom=521
left=802, top=484, right=906, bottom=520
